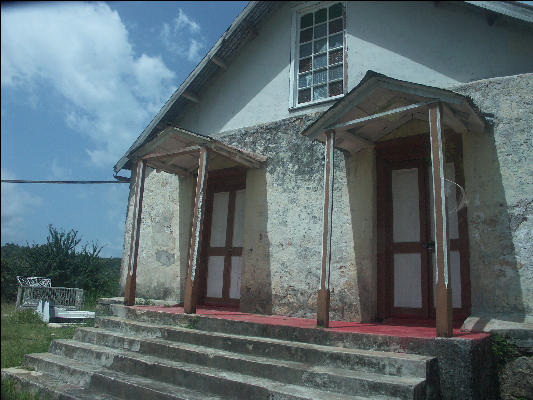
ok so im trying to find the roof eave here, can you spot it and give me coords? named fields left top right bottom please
left=113, top=1, right=266, bottom=173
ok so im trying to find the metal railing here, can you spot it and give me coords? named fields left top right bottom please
left=16, top=276, right=84, bottom=311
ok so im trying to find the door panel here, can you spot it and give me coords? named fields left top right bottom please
left=201, top=168, right=246, bottom=305
left=392, top=168, right=421, bottom=243
left=232, top=190, right=245, bottom=247
left=229, top=256, right=243, bottom=299
left=206, top=256, right=224, bottom=298
left=377, top=133, right=471, bottom=320
left=394, top=253, right=422, bottom=308
left=389, top=160, right=429, bottom=318
left=209, top=192, right=229, bottom=247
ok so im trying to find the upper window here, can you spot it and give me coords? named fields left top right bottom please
left=294, top=2, right=345, bottom=106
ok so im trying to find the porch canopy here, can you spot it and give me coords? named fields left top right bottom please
left=302, top=71, right=485, bottom=150
left=124, top=126, right=265, bottom=313
left=130, top=126, right=265, bottom=175
left=301, top=71, right=486, bottom=336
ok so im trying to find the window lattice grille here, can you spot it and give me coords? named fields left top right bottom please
left=297, top=3, right=344, bottom=105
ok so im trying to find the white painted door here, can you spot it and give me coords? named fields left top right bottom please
left=205, top=189, right=245, bottom=303
left=377, top=134, right=470, bottom=320
left=388, top=160, right=467, bottom=318
left=389, top=160, right=430, bottom=318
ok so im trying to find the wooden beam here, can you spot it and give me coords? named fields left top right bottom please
left=317, top=130, right=335, bottom=328
left=208, top=144, right=264, bottom=169
left=142, top=146, right=200, bottom=161
left=245, top=20, right=258, bottom=38
left=428, top=102, right=453, bottom=337
left=211, top=56, right=228, bottom=70
left=184, top=147, right=209, bottom=314
left=183, top=91, right=200, bottom=103
left=345, top=129, right=375, bottom=148
left=146, top=160, right=190, bottom=177
left=124, top=160, right=147, bottom=306
left=328, top=101, right=437, bottom=131
left=442, top=103, right=468, bottom=134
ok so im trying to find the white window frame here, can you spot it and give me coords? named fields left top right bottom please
left=289, top=1, right=346, bottom=110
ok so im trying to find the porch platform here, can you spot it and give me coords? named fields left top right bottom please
left=134, top=304, right=488, bottom=340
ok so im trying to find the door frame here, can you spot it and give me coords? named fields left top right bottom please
left=198, top=167, right=246, bottom=306
left=376, top=133, right=471, bottom=320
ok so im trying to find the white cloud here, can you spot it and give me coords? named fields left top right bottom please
left=1, top=169, right=42, bottom=242
left=1, top=2, right=176, bottom=168
left=100, top=184, right=130, bottom=257
left=160, top=9, right=206, bottom=62
left=175, top=9, right=201, bottom=33
left=50, top=158, right=73, bottom=179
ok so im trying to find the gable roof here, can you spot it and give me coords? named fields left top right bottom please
left=114, top=1, right=532, bottom=173
left=114, top=1, right=280, bottom=173
left=300, top=70, right=487, bottom=153
left=132, top=126, right=265, bottom=175
left=464, top=1, right=533, bottom=24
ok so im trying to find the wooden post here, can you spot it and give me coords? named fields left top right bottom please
left=317, top=130, right=335, bottom=328
left=428, top=103, right=453, bottom=337
left=184, top=147, right=208, bottom=314
left=124, top=160, right=147, bottom=306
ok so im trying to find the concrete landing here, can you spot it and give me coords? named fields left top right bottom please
left=133, top=304, right=488, bottom=340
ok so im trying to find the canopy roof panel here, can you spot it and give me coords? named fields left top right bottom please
left=301, top=71, right=487, bottom=153
left=132, top=126, right=266, bottom=176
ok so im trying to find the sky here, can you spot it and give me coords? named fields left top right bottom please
left=1, top=1, right=248, bottom=257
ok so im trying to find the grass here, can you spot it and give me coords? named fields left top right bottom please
left=1, top=302, right=79, bottom=370
left=1, top=302, right=86, bottom=399
left=1, top=378, right=41, bottom=400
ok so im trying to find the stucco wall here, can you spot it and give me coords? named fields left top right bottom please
left=119, top=167, right=194, bottom=302
left=219, top=114, right=363, bottom=321
left=176, top=1, right=533, bottom=136
left=121, top=74, right=532, bottom=323
left=452, top=73, right=533, bottom=322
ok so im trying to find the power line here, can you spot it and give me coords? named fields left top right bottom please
left=1, top=179, right=129, bottom=184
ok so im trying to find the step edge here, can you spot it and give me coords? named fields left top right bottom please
left=50, top=338, right=428, bottom=389
left=96, top=316, right=435, bottom=362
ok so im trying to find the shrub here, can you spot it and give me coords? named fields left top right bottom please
left=1, top=225, right=121, bottom=303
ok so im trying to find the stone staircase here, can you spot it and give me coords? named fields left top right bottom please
left=2, top=303, right=441, bottom=400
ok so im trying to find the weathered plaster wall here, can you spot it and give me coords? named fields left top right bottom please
left=345, top=148, right=377, bottom=322
left=218, top=113, right=363, bottom=321
left=120, top=74, right=532, bottom=324
left=452, top=73, right=533, bottom=321
left=176, top=1, right=533, bottom=135
left=119, top=167, right=194, bottom=302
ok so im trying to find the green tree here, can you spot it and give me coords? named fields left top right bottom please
left=1, top=225, right=120, bottom=303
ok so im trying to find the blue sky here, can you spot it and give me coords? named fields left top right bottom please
left=1, top=1, right=247, bottom=256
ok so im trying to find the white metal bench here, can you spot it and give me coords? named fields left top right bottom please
left=16, top=276, right=84, bottom=311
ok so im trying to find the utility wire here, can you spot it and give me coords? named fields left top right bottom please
left=1, top=179, right=129, bottom=184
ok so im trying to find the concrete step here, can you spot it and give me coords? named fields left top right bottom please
left=105, top=304, right=438, bottom=355
left=22, top=352, right=226, bottom=400
left=92, top=316, right=436, bottom=378
left=55, top=333, right=428, bottom=399
left=25, top=350, right=379, bottom=400
left=1, top=367, right=120, bottom=400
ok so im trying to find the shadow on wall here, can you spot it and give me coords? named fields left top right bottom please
left=345, top=148, right=377, bottom=323
left=174, top=4, right=289, bottom=135
left=240, top=168, right=273, bottom=314
left=464, top=124, right=525, bottom=324
left=119, top=165, right=140, bottom=297
left=346, top=2, right=533, bottom=84
left=179, top=175, right=196, bottom=304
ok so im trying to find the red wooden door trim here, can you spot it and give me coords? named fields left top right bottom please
left=199, top=167, right=246, bottom=305
left=376, top=133, right=471, bottom=321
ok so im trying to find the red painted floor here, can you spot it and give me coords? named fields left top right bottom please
left=134, top=304, right=488, bottom=340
